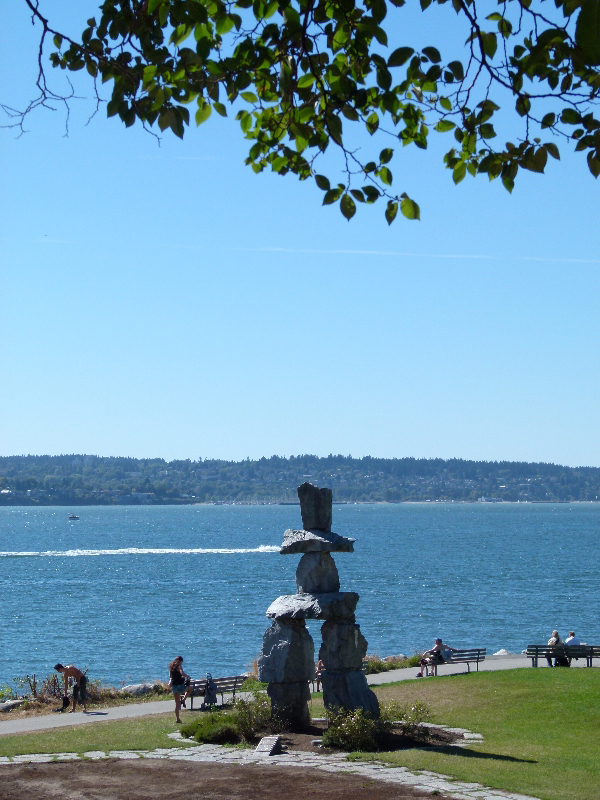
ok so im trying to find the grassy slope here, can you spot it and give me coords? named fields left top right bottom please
left=368, top=669, right=600, bottom=800
left=0, top=671, right=599, bottom=800
left=0, top=713, right=192, bottom=758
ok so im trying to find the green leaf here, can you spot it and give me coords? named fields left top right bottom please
left=435, top=119, right=455, bottom=133
left=541, top=112, right=556, bottom=129
left=326, top=113, right=343, bottom=145
left=481, top=32, right=498, bottom=58
left=587, top=151, right=600, bottom=177
left=453, top=161, right=466, bottom=184
left=363, top=185, right=380, bottom=203
left=148, top=0, right=163, bottom=11
left=388, top=47, right=414, bottom=67
left=380, top=148, right=393, bottom=164
left=448, top=61, right=464, bottom=81
left=241, top=91, right=258, bottom=103
left=53, top=34, right=63, bottom=49
left=379, top=166, right=392, bottom=186
left=340, top=194, right=356, bottom=220
left=196, top=101, right=212, bottom=125
left=213, top=102, right=227, bottom=117
left=315, top=174, right=330, bottom=191
left=561, top=108, right=582, bottom=125
left=366, top=113, right=379, bottom=135
left=522, top=146, right=547, bottom=173
left=350, top=189, right=365, bottom=203
left=515, top=95, right=531, bottom=117
left=544, top=142, right=560, bottom=160
left=216, top=15, right=236, bottom=35
left=576, top=0, right=600, bottom=66
left=385, top=200, right=398, bottom=224
left=298, top=74, right=315, bottom=89
left=400, top=193, right=420, bottom=220
left=323, top=188, right=340, bottom=205
left=501, top=163, right=517, bottom=193
left=422, top=46, right=441, bottom=63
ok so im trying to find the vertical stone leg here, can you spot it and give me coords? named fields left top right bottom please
left=257, top=618, right=314, bottom=731
left=319, top=620, right=379, bottom=718
left=266, top=681, right=311, bottom=731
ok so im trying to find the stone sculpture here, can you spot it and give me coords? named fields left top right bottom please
left=257, top=482, right=379, bottom=730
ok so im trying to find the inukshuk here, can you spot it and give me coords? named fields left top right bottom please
left=257, top=482, right=379, bottom=730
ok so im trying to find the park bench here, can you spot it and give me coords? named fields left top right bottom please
left=187, top=675, right=247, bottom=710
left=587, top=645, right=600, bottom=666
left=526, top=644, right=591, bottom=667
left=429, top=648, right=486, bottom=676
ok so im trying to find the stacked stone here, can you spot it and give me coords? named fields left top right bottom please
left=257, top=483, right=379, bottom=730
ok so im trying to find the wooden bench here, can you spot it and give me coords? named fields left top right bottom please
left=526, top=644, right=592, bottom=667
left=188, top=675, right=247, bottom=710
left=429, top=648, right=486, bottom=676
left=587, top=645, right=600, bottom=666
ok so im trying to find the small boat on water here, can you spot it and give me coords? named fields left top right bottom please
left=68, top=514, right=80, bottom=520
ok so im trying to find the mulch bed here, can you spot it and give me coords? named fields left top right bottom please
left=278, top=719, right=462, bottom=753
left=1, top=759, right=457, bottom=800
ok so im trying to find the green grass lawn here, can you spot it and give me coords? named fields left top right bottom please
left=1, top=671, right=599, bottom=800
left=0, top=712, right=193, bottom=758
left=366, top=669, right=600, bottom=800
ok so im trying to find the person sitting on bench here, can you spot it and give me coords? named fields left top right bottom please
left=416, top=638, right=457, bottom=677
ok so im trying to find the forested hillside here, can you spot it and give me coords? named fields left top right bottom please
left=0, top=454, right=599, bottom=505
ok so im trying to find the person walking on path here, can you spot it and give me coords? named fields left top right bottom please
left=416, top=638, right=458, bottom=677
left=54, top=664, right=88, bottom=713
left=168, top=656, right=191, bottom=723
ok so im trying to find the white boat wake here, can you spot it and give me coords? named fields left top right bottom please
left=0, top=545, right=280, bottom=557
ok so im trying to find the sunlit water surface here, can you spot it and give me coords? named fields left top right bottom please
left=0, top=503, right=597, bottom=686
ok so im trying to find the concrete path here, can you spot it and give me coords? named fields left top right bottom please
left=0, top=653, right=590, bottom=736
left=367, top=652, right=557, bottom=684
left=0, top=699, right=177, bottom=737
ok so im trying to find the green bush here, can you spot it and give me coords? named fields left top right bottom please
left=233, top=688, right=271, bottom=739
left=0, top=685, right=14, bottom=701
left=240, top=677, right=267, bottom=692
left=322, top=700, right=431, bottom=752
left=322, top=708, right=387, bottom=751
left=180, top=711, right=240, bottom=744
left=362, top=653, right=421, bottom=674
left=380, top=700, right=430, bottom=737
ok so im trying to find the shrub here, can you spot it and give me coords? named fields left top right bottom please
left=362, top=653, right=421, bottom=674
left=380, top=700, right=430, bottom=737
left=322, top=708, right=387, bottom=751
left=322, top=700, right=431, bottom=752
left=181, top=711, right=240, bottom=744
left=240, top=677, right=267, bottom=692
left=234, top=687, right=271, bottom=739
left=0, top=684, right=15, bottom=701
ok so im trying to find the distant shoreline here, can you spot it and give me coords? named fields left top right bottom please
left=2, top=500, right=600, bottom=508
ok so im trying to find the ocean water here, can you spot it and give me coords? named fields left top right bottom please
left=0, top=503, right=597, bottom=688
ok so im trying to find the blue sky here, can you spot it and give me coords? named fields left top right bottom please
left=1, top=1, right=599, bottom=467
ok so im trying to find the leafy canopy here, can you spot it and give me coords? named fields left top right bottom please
left=8, top=0, right=600, bottom=222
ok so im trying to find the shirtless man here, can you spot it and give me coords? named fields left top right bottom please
left=54, top=664, right=88, bottom=712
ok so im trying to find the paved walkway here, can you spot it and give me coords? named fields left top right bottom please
left=0, top=653, right=587, bottom=736
left=368, top=652, right=538, bottom=684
